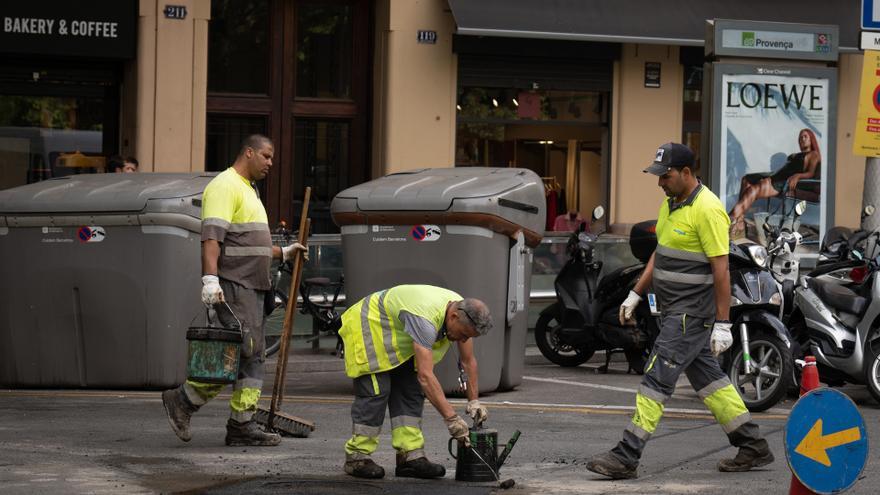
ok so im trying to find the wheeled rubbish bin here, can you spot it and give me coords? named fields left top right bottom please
left=331, top=167, right=545, bottom=392
left=0, top=173, right=212, bottom=388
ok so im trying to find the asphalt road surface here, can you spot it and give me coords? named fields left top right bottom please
left=1, top=351, right=877, bottom=494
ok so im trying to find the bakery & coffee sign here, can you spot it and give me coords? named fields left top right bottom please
left=0, top=0, right=136, bottom=59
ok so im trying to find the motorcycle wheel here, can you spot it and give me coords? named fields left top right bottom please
left=535, top=307, right=595, bottom=367
left=726, top=334, right=793, bottom=413
left=863, top=331, right=880, bottom=404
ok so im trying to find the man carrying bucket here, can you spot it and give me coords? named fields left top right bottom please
left=340, top=284, right=492, bottom=480
left=161, top=134, right=307, bottom=447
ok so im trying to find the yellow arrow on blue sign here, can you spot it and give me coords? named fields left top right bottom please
left=794, top=419, right=861, bottom=467
left=784, top=388, right=868, bottom=494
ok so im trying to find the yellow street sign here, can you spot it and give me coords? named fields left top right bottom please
left=794, top=418, right=861, bottom=467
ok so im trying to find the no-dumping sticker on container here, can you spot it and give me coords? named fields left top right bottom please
left=77, top=226, right=106, bottom=243
left=410, top=225, right=441, bottom=242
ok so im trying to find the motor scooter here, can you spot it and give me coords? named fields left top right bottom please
left=721, top=234, right=794, bottom=412
left=534, top=207, right=659, bottom=373
left=787, top=228, right=880, bottom=403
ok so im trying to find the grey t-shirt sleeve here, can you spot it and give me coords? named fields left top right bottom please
left=400, top=310, right=439, bottom=349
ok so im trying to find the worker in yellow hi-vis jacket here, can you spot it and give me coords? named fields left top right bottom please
left=340, top=285, right=493, bottom=480
left=587, top=143, right=774, bottom=480
left=161, top=134, right=306, bottom=447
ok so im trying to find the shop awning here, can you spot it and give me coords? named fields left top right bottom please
left=447, top=0, right=859, bottom=51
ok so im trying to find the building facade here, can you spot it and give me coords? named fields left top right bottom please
left=0, top=0, right=866, bottom=233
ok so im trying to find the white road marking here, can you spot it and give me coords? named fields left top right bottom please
left=523, top=375, right=638, bottom=393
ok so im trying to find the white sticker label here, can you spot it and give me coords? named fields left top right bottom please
left=77, top=226, right=106, bottom=243
left=411, top=224, right=441, bottom=242
left=647, top=293, right=660, bottom=315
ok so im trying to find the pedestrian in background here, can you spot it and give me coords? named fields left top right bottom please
left=586, top=143, right=774, bottom=479
left=107, top=155, right=139, bottom=173
left=340, top=284, right=492, bottom=480
left=161, top=134, right=306, bottom=447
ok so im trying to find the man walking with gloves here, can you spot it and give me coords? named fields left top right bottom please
left=162, top=134, right=307, bottom=447
left=587, top=143, right=773, bottom=479
left=339, top=284, right=492, bottom=480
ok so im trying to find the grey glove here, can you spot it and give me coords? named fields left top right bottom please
left=201, top=275, right=224, bottom=307
left=710, top=320, right=733, bottom=356
left=282, top=242, right=309, bottom=262
left=618, top=290, right=642, bottom=326
left=465, top=399, right=488, bottom=426
left=444, top=414, right=470, bottom=447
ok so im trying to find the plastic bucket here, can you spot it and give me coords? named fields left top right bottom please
left=186, top=308, right=242, bottom=384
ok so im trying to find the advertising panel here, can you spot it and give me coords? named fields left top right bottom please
left=853, top=50, right=880, bottom=157
left=711, top=64, right=837, bottom=247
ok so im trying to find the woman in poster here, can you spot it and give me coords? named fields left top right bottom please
left=729, top=128, right=821, bottom=236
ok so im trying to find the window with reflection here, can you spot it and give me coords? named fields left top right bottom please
left=208, top=0, right=269, bottom=94
left=296, top=3, right=352, bottom=98
left=0, top=94, right=106, bottom=189
left=205, top=114, right=268, bottom=172
left=293, top=120, right=350, bottom=233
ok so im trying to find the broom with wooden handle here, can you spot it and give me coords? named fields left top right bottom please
left=253, top=187, right=315, bottom=437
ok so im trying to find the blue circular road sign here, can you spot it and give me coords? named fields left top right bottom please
left=784, top=388, right=868, bottom=494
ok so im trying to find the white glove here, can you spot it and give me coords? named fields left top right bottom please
left=201, top=275, right=224, bottom=307
left=618, top=290, right=642, bottom=326
left=444, top=415, right=471, bottom=447
left=282, top=242, right=309, bottom=262
left=465, top=399, right=489, bottom=426
left=710, top=320, right=734, bottom=356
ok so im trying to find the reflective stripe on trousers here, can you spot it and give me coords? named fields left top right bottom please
left=344, top=359, right=426, bottom=457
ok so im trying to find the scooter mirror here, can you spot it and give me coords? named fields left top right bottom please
left=795, top=201, right=807, bottom=216
left=592, top=205, right=605, bottom=221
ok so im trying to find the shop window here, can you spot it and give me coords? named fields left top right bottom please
left=682, top=65, right=702, bottom=175
left=208, top=0, right=270, bottom=94
left=293, top=119, right=350, bottom=233
left=296, top=3, right=352, bottom=99
left=455, top=87, right=605, bottom=168
left=0, top=94, right=107, bottom=189
left=205, top=114, right=268, bottom=172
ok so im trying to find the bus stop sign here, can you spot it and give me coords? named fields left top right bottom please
left=784, top=388, right=868, bottom=494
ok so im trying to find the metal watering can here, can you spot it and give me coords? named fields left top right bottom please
left=448, top=425, right=521, bottom=482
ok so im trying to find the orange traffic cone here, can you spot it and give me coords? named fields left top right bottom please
left=799, top=356, right=820, bottom=397
left=790, top=356, right=820, bottom=495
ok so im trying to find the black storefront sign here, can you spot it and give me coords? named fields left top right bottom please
left=0, top=0, right=137, bottom=59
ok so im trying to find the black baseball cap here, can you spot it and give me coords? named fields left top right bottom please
left=644, top=143, right=695, bottom=176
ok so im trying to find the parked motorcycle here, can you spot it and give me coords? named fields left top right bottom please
left=721, top=233, right=794, bottom=412
left=534, top=207, right=659, bottom=373
left=784, top=221, right=880, bottom=403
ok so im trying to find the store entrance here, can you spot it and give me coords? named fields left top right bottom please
left=455, top=88, right=609, bottom=232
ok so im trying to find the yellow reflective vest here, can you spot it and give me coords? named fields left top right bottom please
left=340, top=285, right=460, bottom=378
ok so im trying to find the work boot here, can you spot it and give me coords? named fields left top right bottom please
left=224, top=419, right=282, bottom=447
left=395, top=454, right=446, bottom=479
left=586, top=451, right=638, bottom=480
left=717, top=443, right=775, bottom=472
left=161, top=388, right=198, bottom=442
left=344, top=457, right=385, bottom=479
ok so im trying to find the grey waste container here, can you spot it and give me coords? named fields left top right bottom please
left=331, top=167, right=545, bottom=392
left=0, top=173, right=212, bottom=388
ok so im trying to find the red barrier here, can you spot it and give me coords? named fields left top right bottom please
left=790, top=356, right=820, bottom=495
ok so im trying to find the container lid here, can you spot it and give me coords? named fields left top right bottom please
left=0, top=173, right=216, bottom=214
left=335, top=168, right=534, bottom=211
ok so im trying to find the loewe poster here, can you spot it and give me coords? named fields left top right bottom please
left=714, top=65, right=836, bottom=246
